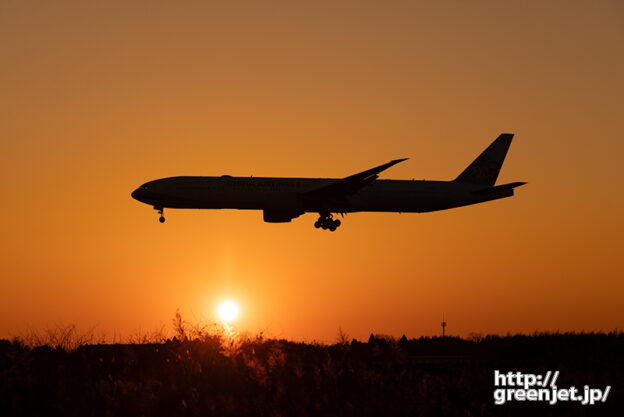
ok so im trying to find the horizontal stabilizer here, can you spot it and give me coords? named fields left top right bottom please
left=472, top=181, right=527, bottom=195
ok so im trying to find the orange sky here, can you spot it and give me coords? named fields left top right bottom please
left=1, top=1, right=622, bottom=342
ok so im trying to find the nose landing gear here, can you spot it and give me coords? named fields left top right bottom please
left=155, top=207, right=165, bottom=223
left=314, top=213, right=341, bottom=231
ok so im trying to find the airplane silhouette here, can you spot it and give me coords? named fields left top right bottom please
left=131, top=134, right=525, bottom=230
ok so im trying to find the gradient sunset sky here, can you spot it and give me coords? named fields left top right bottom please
left=1, top=1, right=622, bottom=342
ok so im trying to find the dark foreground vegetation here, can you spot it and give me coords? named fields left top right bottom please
left=1, top=329, right=622, bottom=417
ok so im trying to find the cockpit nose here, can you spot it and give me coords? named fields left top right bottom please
left=131, top=184, right=150, bottom=202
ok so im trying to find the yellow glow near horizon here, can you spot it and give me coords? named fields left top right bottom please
left=217, top=301, right=239, bottom=323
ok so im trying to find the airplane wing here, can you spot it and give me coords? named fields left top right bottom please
left=303, top=158, right=408, bottom=200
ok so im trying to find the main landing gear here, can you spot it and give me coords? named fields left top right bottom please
left=314, top=213, right=341, bottom=231
left=155, top=207, right=165, bottom=223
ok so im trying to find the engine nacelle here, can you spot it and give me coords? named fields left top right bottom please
left=263, top=209, right=302, bottom=223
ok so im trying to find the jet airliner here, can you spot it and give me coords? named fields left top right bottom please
left=131, top=134, right=525, bottom=230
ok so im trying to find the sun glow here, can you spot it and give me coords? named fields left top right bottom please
left=217, top=300, right=239, bottom=322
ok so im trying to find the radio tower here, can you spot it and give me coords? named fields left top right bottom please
left=441, top=314, right=446, bottom=338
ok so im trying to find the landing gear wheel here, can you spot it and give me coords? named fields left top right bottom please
left=315, top=213, right=342, bottom=231
left=155, top=207, right=165, bottom=224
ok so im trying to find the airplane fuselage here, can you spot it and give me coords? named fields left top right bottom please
left=132, top=175, right=514, bottom=216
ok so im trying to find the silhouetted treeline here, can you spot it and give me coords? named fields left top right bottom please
left=1, top=332, right=622, bottom=416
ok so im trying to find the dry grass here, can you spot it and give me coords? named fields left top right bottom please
left=1, top=321, right=622, bottom=416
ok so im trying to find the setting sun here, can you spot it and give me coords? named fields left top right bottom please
left=217, top=301, right=239, bottom=322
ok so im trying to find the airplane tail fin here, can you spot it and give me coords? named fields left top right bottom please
left=454, top=133, right=514, bottom=186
